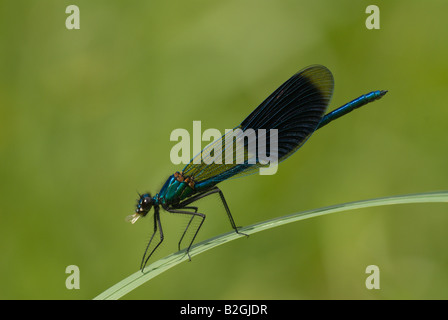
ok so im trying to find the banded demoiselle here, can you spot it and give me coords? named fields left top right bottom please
left=127, top=65, right=387, bottom=271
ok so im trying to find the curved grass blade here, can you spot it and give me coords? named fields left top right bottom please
left=94, top=191, right=448, bottom=300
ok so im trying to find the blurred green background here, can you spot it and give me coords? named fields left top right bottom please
left=1, top=0, right=448, bottom=299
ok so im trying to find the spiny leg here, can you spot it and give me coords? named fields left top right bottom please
left=175, top=206, right=198, bottom=251
left=215, top=187, right=248, bottom=237
left=179, top=186, right=248, bottom=237
left=167, top=207, right=205, bottom=261
left=140, top=207, right=164, bottom=272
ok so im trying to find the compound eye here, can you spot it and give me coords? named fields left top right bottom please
left=140, top=196, right=153, bottom=211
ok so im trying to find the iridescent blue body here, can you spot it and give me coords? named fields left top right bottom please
left=147, top=172, right=215, bottom=208
left=155, top=173, right=195, bottom=206
left=317, top=90, right=386, bottom=129
left=131, top=65, right=387, bottom=271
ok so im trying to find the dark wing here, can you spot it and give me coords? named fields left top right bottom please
left=182, top=65, right=334, bottom=183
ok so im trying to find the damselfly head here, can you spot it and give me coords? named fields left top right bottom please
left=135, top=193, right=153, bottom=215
left=126, top=193, right=153, bottom=224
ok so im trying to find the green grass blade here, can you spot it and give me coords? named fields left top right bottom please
left=94, top=191, right=448, bottom=300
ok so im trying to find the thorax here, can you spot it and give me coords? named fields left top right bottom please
left=157, top=172, right=196, bottom=206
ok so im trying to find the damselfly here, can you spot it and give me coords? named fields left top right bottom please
left=127, top=65, right=387, bottom=271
